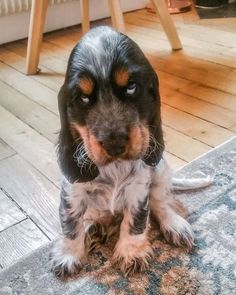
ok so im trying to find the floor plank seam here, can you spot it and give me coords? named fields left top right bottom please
left=0, top=59, right=59, bottom=94
left=161, top=101, right=236, bottom=130
left=0, top=72, right=59, bottom=116
left=0, top=218, right=28, bottom=234
left=177, top=88, right=236, bottom=112
left=29, top=217, right=53, bottom=242
left=0, top=188, right=53, bottom=242
left=162, top=123, right=215, bottom=148
left=0, top=153, right=17, bottom=163
left=0, top=187, right=27, bottom=216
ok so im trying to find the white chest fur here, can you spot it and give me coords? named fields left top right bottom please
left=72, top=160, right=153, bottom=214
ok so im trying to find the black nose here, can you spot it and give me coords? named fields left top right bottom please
left=101, top=134, right=128, bottom=157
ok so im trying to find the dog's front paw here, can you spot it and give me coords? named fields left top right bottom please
left=50, top=255, right=82, bottom=280
left=49, top=238, right=84, bottom=280
left=160, top=214, right=194, bottom=248
left=112, top=238, right=153, bottom=276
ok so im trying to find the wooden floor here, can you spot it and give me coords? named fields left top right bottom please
left=0, top=8, right=236, bottom=269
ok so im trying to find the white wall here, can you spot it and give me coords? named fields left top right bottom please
left=0, top=0, right=149, bottom=45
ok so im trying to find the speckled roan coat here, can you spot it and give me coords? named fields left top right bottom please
left=50, top=26, right=196, bottom=279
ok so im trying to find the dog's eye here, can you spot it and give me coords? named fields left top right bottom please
left=126, top=82, right=137, bottom=95
left=81, top=95, right=90, bottom=104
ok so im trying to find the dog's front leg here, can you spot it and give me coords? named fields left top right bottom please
left=50, top=181, right=87, bottom=279
left=113, top=181, right=153, bottom=276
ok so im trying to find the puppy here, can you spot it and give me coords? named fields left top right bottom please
left=50, top=26, right=195, bottom=279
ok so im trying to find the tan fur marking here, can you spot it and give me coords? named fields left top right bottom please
left=170, top=199, right=189, bottom=218
left=78, top=77, right=94, bottom=95
left=70, top=123, right=112, bottom=165
left=89, top=134, right=111, bottom=165
left=127, top=125, right=149, bottom=158
left=70, top=124, right=90, bottom=145
left=115, top=68, right=129, bottom=87
left=71, top=123, right=150, bottom=164
left=70, top=123, right=94, bottom=159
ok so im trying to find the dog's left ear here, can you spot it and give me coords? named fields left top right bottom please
left=57, top=84, right=99, bottom=183
left=142, top=71, right=164, bottom=167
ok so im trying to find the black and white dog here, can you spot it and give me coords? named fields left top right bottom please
left=50, top=26, right=212, bottom=279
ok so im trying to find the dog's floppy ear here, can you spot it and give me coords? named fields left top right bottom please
left=57, top=84, right=99, bottom=183
left=142, top=71, right=164, bottom=167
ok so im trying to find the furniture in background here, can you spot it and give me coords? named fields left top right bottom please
left=26, top=0, right=182, bottom=75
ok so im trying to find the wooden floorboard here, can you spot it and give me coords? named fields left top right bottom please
left=0, top=189, right=26, bottom=232
left=0, top=62, right=58, bottom=114
left=0, top=81, right=59, bottom=143
left=0, top=8, right=235, bottom=269
left=0, top=47, right=63, bottom=92
left=161, top=104, right=235, bottom=148
left=160, top=88, right=236, bottom=129
left=0, top=105, right=60, bottom=187
left=0, top=219, right=49, bottom=268
left=0, top=155, right=60, bottom=239
left=0, top=139, right=15, bottom=161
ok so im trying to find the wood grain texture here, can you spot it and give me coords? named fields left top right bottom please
left=180, top=83, right=236, bottom=112
left=149, top=54, right=236, bottom=95
left=163, top=126, right=211, bottom=162
left=5, top=39, right=69, bottom=61
left=5, top=41, right=68, bottom=76
left=0, top=105, right=60, bottom=187
left=80, top=0, right=90, bottom=34
left=108, top=0, right=126, bottom=34
left=0, top=139, right=15, bottom=161
left=124, top=13, right=236, bottom=68
left=0, top=80, right=59, bottom=144
left=0, top=155, right=60, bottom=239
left=0, top=189, right=26, bottom=232
left=161, top=89, right=236, bottom=129
left=230, top=124, right=236, bottom=133
left=0, top=62, right=58, bottom=114
left=26, top=0, right=48, bottom=74
left=164, top=152, right=187, bottom=171
left=151, top=0, right=182, bottom=50
left=0, top=8, right=235, bottom=271
left=0, top=47, right=63, bottom=92
left=0, top=219, right=49, bottom=268
left=161, top=104, right=235, bottom=147
left=0, top=8, right=235, bottom=169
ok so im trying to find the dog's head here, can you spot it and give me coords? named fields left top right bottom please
left=58, top=26, right=164, bottom=183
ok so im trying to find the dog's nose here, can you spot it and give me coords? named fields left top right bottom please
left=101, top=134, right=128, bottom=157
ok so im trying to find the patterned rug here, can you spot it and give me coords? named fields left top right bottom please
left=0, top=137, right=235, bottom=295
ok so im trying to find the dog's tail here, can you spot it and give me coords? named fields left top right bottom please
left=171, top=175, right=214, bottom=191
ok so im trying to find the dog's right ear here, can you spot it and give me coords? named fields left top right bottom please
left=57, top=84, right=99, bottom=183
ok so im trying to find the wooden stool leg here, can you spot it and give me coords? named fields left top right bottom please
left=80, top=0, right=90, bottom=34
left=26, top=0, right=48, bottom=75
left=151, top=0, right=182, bottom=50
left=108, top=0, right=125, bottom=34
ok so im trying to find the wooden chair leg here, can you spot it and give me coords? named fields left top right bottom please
left=108, top=0, right=125, bottom=34
left=26, top=0, right=48, bottom=75
left=80, top=0, right=90, bottom=34
left=151, top=0, right=182, bottom=50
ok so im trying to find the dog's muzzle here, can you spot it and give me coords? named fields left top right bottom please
left=99, top=132, right=129, bottom=157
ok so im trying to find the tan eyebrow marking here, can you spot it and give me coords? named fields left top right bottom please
left=114, top=68, right=130, bottom=87
left=78, top=77, right=94, bottom=95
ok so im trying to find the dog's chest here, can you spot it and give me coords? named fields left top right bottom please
left=83, top=160, right=152, bottom=212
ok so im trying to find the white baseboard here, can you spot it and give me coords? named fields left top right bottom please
left=0, top=0, right=149, bottom=45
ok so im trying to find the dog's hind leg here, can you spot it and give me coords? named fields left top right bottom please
left=150, top=159, right=194, bottom=248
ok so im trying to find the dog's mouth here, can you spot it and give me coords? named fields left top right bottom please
left=71, top=123, right=150, bottom=166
